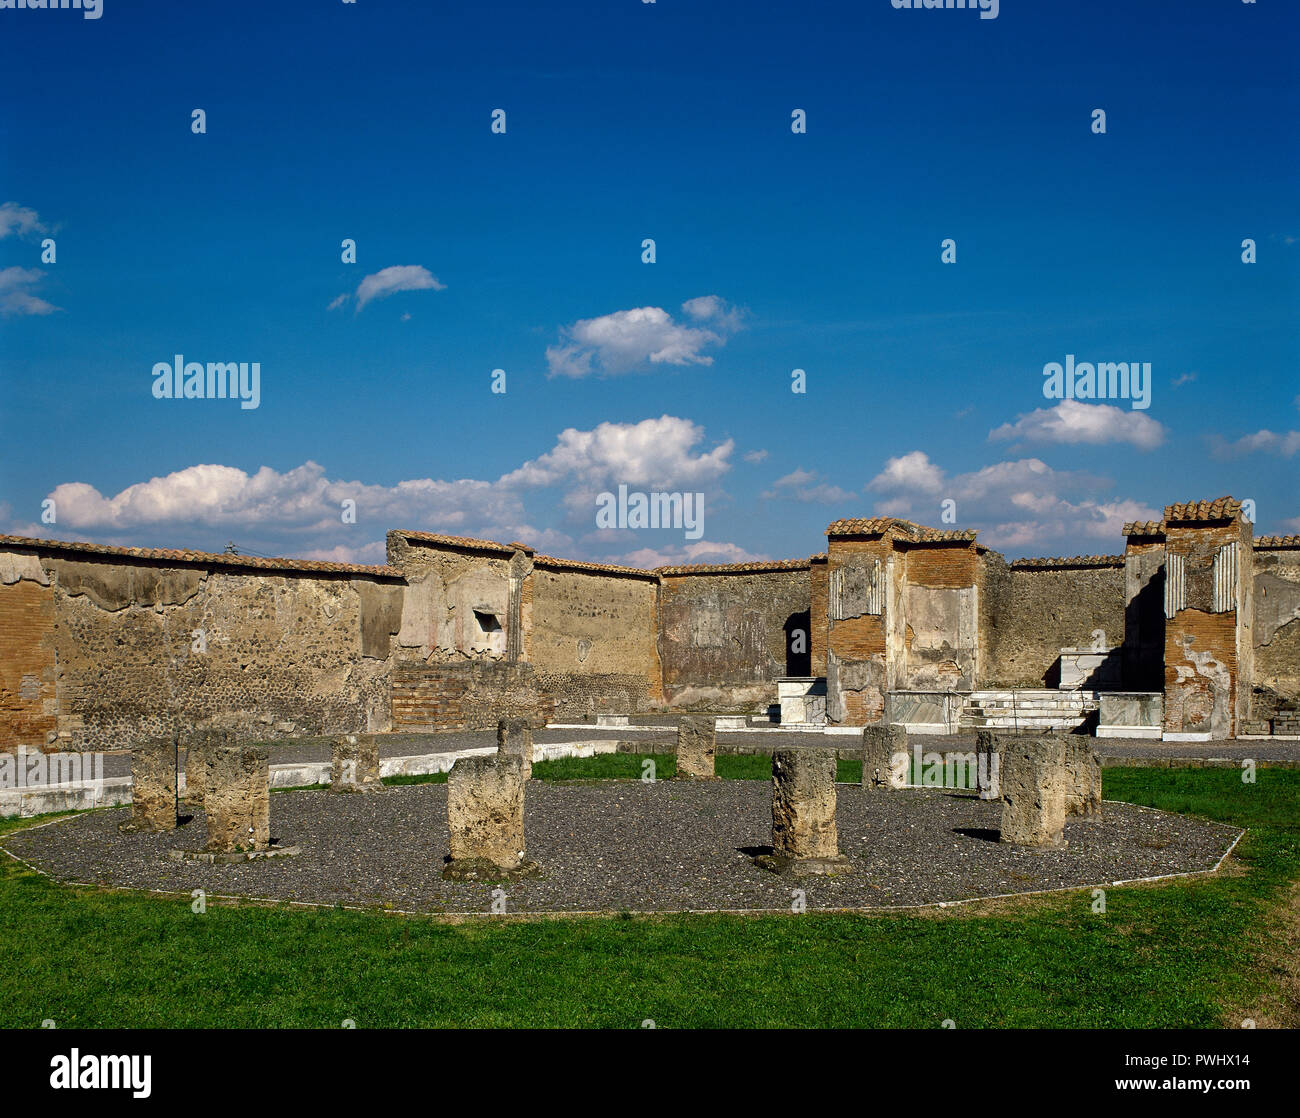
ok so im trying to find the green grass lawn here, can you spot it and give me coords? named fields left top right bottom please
left=1, top=765, right=1295, bottom=1028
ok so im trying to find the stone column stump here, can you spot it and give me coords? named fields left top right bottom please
left=675, top=715, right=718, bottom=780
left=442, top=754, right=540, bottom=881
left=181, top=728, right=229, bottom=807
left=331, top=733, right=383, bottom=793
left=756, top=748, right=852, bottom=876
left=999, top=736, right=1068, bottom=848
left=119, top=735, right=178, bottom=834
left=1064, top=736, right=1102, bottom=820
left=497, top=717, right=534, bottom=781
left=204, top=744, right=272, bottom=855
left=861, top=723, right=906, bottom=791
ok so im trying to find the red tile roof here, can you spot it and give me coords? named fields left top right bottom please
left=1123, top=521, right=1165, bottom=537
left=395, top=530, right=518, bottom=555
left=1164, top=497, right=1242, bottom=522
left=532, top=554, right=659, bottom=579
left=0, top=535, right=402, bottom=577
left=656, top=558, right=813, bottom=576
left=1010, top=555, right=1125, bottom=570
left=1256, top=535, right=1300, bottom=549
left=826, top=517, right=976, bottom=542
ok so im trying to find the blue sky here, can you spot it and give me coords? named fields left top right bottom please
left=1, top=0, right=1296, bottom=567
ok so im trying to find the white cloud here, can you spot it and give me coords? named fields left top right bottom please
left=0, top=203, right=45, bottom=240
left=762, top=468, right=856, bottom=504
left=989, top=400, right=1165, bottom=450
left=1209, top=429, right=1300, bottom=460
left=620, top=540, right=767, bottom=568
left=499, top=415, right=733, bottom=522
left=867, top=450, right=946, bottom=495
left=743, top=449, right=769, bottom=464
left=330, top=265, right=446, bottom=311
left=25, top=417, right=735, bottom=561
left=546, top=297, right=739, bottom=378
left=0, top=267, right=58, bottom=316
left=866, top=451, right=1160, bottom=552
left=1171, top=372, right=1197, bottom=387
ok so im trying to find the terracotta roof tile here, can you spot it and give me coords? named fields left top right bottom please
left=0, top=535, right=402, bottom=577
left=1164, top=497, right=1242, bottom=522
left=531, top=554, right=659, bottom=579
left=1010, top=555, right=1125, bottom=570
left=656, top=558, right=812, bottom=576
left=826, top=518, right=976, bottom=542
left=396, top=530, right=518, bottom=555
left=1256, top=535, right=1300, bottom=549
left=1123, top=521, right=1166, bottom=537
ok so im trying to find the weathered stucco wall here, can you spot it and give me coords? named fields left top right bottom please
left=1252, top=546, right=1300, bottom=719
left=526, top=563, right=661, bottom=714
left=388, top=535, right=512, bottom=662
left=898, top=544, right=979, bottom=691
left=0, top=554, right=56, bottom=750
left=0, top=545, right=402, bottom=751
left=825, top=537, right=891, bottom=725
left=658, top=567, right=810, bottom=710
left=979, top=559, right=1125, bottom=688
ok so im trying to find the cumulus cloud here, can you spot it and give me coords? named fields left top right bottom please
left=0, top=202, right=46, bottom=240
left=546, top=296, right=740, bottom=378
left=989, top=400, right=1166, bottom=450
left=867, top=451, right=1160, bottom=552
left=499, top=415, right=733, bottom=521
left=0, top=267, right=58, bottom=316
left=1208, top=429, right=1300, bottom=460
left=24, top=416, right=736, bottom=561
left=743, top=449, right=769, bottom=464
left=330, top=265, right=446, bottom=311
left=620, top=540, right=767, bottom=568
left=762, top=468, right=856, bottom=504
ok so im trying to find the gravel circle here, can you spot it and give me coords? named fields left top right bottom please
left=3, top=781, right=1241, bottom=916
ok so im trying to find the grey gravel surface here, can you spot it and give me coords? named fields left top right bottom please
left=3, top=781, right=1241, bottom=915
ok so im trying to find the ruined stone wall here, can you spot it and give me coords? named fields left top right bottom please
left=526, top=564, right=661, bottom=714
left=0, top=554, right=57, bottom=750
left=388, top=534, right=512, bottom=662
left=978, top=559, right=1125, bottom=688
left=0, top=546, right=401, bottom=751
left=390, top=660, right=553, bottom=730
left=1252, top=546, right=1300, bottom=719
left=809, top=557, right=828, bottom=678
left=1162, top=515, right=1252, bottom=737
left=658, top=568, right=811, bottom=711
left=898, top=543, right=979, bottom=691
left=825, top=537, right=891, bottom=725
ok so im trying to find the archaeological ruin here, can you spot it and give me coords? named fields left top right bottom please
left=1, top=496, right=1297, bottom=752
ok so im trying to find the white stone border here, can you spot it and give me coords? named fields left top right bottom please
left=0, top=741, right=619, bottom=819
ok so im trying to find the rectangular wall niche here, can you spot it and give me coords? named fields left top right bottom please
left=830, top=559, right=883, bottom=620
left=473, top=609, right=503, bottom=634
